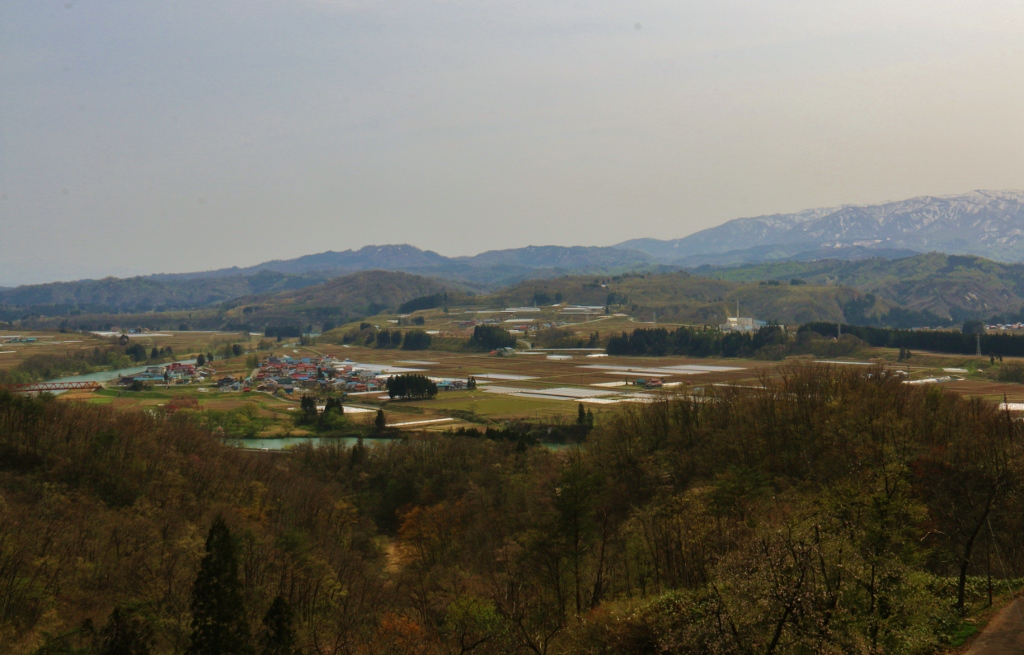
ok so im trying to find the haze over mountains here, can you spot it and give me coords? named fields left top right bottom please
left=152, top=190, right=1024, bottom=281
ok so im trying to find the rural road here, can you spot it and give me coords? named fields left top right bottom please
left=965, top=598, right=1024, bottom=654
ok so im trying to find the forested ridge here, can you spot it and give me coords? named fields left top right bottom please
left=1, top=366, right=1022, bottom=654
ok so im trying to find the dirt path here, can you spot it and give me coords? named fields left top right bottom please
left=965, top=598, right=1024, bottom=654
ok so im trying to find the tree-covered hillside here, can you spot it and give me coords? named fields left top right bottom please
left=0, top=270, right=335, bottom=318
left=219, top=270, right=462, bottom=332
left=699, top=253, right=1024, bottom=321
left=1, top=365, right=1022, bottom=653
left=3, top=271, right=466, bottom=333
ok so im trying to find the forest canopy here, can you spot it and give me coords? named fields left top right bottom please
left=0, top=364, right=1022, bottom=654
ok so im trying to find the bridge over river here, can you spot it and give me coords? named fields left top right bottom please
left=0, top=381, right=101, bottom=394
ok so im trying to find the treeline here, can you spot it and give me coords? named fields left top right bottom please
left=803, top=322, right=1024, bottom=356
left=333, top=323, right=509, bottom=352
left=386, top=374, right=438, bottom=399
left=606, top=325, right=787, bottom=357
left=264, top=325, right=303, bottom=339
left=374, top=328, right=432, bottom=350
left=398, top=292, right=448, bottom=313
left=125, top=343, right=175, bottom=362
left=470, top=324, right=516, bottom=350
left=446, top=411, right=594, bottom=445
left=3, top=366, right=1024, bottom=653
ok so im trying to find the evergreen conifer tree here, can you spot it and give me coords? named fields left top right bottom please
left=186, top=516, right=253, bottom=655
left=259, top=596, right=296, bottom=655
left=98, top=606, right=154, bottom=655
left=375, top=409, right=386, bottom=432
left=300, top=395, right=317, bottom=422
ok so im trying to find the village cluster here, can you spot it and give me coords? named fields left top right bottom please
left=252, top=355, right=347, bottom=394
left=252, top=355, right=472, bottom=394
left=112, top=353, right=480, bottom=396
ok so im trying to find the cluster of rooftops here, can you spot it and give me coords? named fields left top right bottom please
left=115, top=354, right=478, bottom=395
left=252, top=356, right=476, bottom=395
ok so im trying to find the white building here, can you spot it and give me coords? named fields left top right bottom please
left=719, top=316, right=768, bottom=333
left=720, top=302, right=768, bottom=333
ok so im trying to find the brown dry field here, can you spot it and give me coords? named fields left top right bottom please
left=0, top=330, right=114, bottom=370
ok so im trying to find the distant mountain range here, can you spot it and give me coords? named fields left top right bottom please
left=7, top=190, right=1024, bottom=321
left=0, top=245, right=662, bottom=317
left=618, top=190, right=1024, bottom=265
left=154, top=244, right=657, bottom=287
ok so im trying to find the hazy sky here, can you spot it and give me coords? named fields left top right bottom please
left=3, top=0, right=1024, bottom=285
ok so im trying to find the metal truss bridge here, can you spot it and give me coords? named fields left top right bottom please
left=0, top=381, right=101, bottom=394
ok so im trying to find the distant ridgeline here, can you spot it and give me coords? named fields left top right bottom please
left=802, top=323, right=1024, bottom=356
left=606, top=326, right=786, bottom=358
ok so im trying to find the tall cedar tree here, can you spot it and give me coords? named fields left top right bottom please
left=259, top=596, right=296, bottom=655
left=186, top=516, right=253, bottom=655
left=98, top=606, right=154, bottom=655
left=300, top=395, right=318, bottom=422
left=375, top=409, right=386, bottom=432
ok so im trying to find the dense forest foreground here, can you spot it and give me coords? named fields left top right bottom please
left=1, top=366, right=1023, bottom=654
